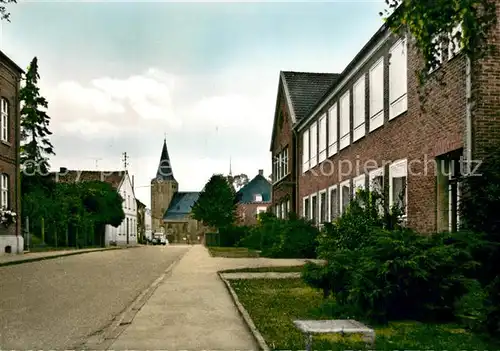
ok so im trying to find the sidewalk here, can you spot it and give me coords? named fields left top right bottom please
left=0, top=247, right=128, bottom=266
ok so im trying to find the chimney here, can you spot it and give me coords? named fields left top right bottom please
left=60, top=167, right=67, bottom=173
left=258, top=169, right=264, bottom=176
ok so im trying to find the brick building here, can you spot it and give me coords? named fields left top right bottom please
left=270, top=7, right=500, bottom=233
left=235, top=169, right=271, bottom=225
left=0, top=50, right=24, bottom=255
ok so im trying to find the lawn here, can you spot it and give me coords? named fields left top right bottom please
left=230, top=278, right=500, bottom=351
left=221, top=265, right=305, bottom=273
left=207, top=246, right=260, bottom=258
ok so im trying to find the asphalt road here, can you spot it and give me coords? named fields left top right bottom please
left=0, top=245, right=189, bottom=350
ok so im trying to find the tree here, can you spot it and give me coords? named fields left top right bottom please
left=192, top=174, right=237, bottom=230
left=20, top=57, right=55, bottom=175
left=0, top=0, right=16, bottom=21
left=232, top=174, right=249, bottom=191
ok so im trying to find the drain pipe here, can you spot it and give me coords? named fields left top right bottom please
left=465, top=55, right=472, bottom=174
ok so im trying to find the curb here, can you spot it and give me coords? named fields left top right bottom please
left=81, top=245, right=191, bottom=350
left=218, top=272, right=271, bottom=351
left=0, top=246, right=134, bottom=267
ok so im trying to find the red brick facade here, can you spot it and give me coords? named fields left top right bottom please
left=237, top=202, right=271, bottom=226
left=0, top=52, right=23, bottom=240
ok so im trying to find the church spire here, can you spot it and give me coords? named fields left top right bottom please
left=229, top=156, right=232, bottom=177
left=155, top=138, right=175, bottom=181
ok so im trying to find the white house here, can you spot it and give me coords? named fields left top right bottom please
left=144, top=208, right=152, bottom=241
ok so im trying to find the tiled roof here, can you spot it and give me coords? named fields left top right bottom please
left=236, top=173, right=272, bottom=204
left=163, top=192, right=200, bottom=221
left=52, top=169, right=126, bottom=189
left=281, top=71, right=340, bottom=121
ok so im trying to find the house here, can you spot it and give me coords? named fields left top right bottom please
left=144, top=208, right=152, bottom=241
left=136, top=199, right=147, bottom=243
left=235, top=169, right=272, bottom=225
left=150, top=138, right=206, bottom=243
left=0, top=51, right=24, bottom=255
left=54, top=169, right=138, bottom=246
left=270, top=8, right=500, bottom=234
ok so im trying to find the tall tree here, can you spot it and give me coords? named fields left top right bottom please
left=0, top=0, right=16, bottom=21
left=192, top=174, right=237, bottom=230
left=20, top=57, right=55, bottom=175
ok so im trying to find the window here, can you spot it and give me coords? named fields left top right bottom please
left=303, top=196, right=310, bottom=219
left=389, top=38, right=408, bottom=119
left=281, top=202, right=285, bottom=219
left=254, top=194, right=263, bottom=202
left=1, top=98, right=8, bottom=142
left=328, top=185, right=338, bottom=222
left=275, top=204, right=280, bottom=218
left=286, top=200, right=290, bottom=218
left=302, top=130, right=310, bottom=173
left=327, top=103, right=338, bottom=157
left=256, top=206, right=267, bottom=216
left=273, top=147, right=289, bottom=182
left=369, top=167, right=384, bottom=194
left=340, top=180, right=351, bottom=214
left=310, top=122, right=318, bottom=168
left=353, top=174, right=366, bottom=197
left=369, top=58, right=384, bottom=132
left=311, top=193, right=318, bottom=225
left=429, top=34, right=444, bottom=72
left=448, top=22, right=463, bottom=59
left=128, top=195, right=131, bottom=209
left=339, top=91, right=350, bottom=150
left=318, top=115, right=327, bottom=163
left=389, top=159, right=408, bottom=217
left=318, top=190, right=327, bottom=224
left=1, top=174, right=8, bottom=208
left=353, top=76, right=365, bottom=142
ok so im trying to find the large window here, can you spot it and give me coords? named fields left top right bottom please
left=318, top=115, right=327, bottom=163
left=389, top=159, right=408, bottom=217
left=389, top=38, right=408, bottom=119
left=328, top=185, right=338, bottom=222
left=319, top=189, right=327, bottom=224
left=1, top=98, right=8, bottom=142
left=328, top=103, right=338, bottom=157
left=339, top=91, right=350, bottom=150
left=369, top=167, right=384, bottom=194
left=369, top=58, right=384, bottom=132
left=303, top=196, right=310, bottom=219
left=353, top=76, right=365, bottom=142
left=340, top=180, right=351, bottom=214
left=353, top=174, right=366, bottom=197
left=302, top=130, right=310, bottom=173
left=1, top=174, right=8, bottom=208
left=310, top=122, right=318, bottom=168
left=311, top=193, right=318, bottom=225
left=448, top=22, right=463, bottom=60
left=273, top=147, right=288, bottom=182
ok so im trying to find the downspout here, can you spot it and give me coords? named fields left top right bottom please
left=292, top=128, right=299, bottom=215
left=16, top=74, right=22, bottom=253
left=465, top=55, right=472, bottom=174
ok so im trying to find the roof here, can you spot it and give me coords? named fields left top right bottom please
left=52, top=169, right=127, bottom=189
left=154, top=138, right=176, bottom=182
left=0, top=50, right=24, bottom=74
left=163, top=192, right=200, bottom=221
left=281, top=71, right=340, bottom=122
left=136, top=198, right=147, bottom=209
left=236, top=173, right=272, bottom=204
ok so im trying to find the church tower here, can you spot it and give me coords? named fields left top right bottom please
left=151, top=138, right=178, bottom=232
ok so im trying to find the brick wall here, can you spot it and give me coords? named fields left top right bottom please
left=271, top=84, right=296, bottom=213
left=237, top=202, right=271, bottom=226
left=297, top=32, right=467, bottom=233
left=0, top=57, right=21, bottom=238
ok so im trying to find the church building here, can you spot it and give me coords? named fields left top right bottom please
left=150, top=138, right=206, bottom=244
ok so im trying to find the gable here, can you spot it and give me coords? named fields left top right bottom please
left=269, top=79, right=294, bottom=152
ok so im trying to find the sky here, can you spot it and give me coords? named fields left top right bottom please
left=2, top=0, right=386, bottom=208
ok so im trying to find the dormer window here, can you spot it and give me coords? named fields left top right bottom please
left=254, top=194, right=263, bottom=202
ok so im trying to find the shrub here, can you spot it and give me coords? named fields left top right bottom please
left=455, top=279, right=490, bottom=332
left=218, top=224, right=252, bottom=247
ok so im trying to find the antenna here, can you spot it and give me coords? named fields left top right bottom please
left=122, top=152, right=129, bottom=170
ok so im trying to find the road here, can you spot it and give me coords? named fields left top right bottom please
left=0, top=245, right=189, bottom=350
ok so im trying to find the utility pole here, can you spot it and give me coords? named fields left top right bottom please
left=122, top=152, right=129, bottom=170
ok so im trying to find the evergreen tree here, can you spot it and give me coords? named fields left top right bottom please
left=20, top=57, right=55, bottom=175
left=192, top=174, right=237, bottom=230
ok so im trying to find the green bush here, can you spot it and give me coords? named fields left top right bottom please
left=218, top=224, right=252, bottom=247
left=455, top=279, right=490, bottom=332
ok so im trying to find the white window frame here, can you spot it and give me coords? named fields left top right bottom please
left=302, top=196, right=310, bottom=219
left=310, top=122, right=318, bottom=168
left=448, top=22, right=463, bottom=60
left=327, top=103, right=338, bottom=157
left=254, top=194, right=263, bottom=202
left=286, top=200, right=290, bottom=217
left=318, top=189, right=327, bottom=224
left=353, top=76, right=366, bottom=142
left=339, top=179, right=351, bottom=215
left=310, top=193, right=318, bottom=225
left=389, top=38, right=408, bottom=120
left=302, top=129, right=310, bottom=173
left=389, top=159, right=408, bottom=217
left=256, top=206, right=267, bottom=215
left=353, top=174, right=366, bottom=197
left=274, top=147, right=289, bottom=183
left=1, top=98, right=8, bottom=142
left=280, top=202, right=285, bottom=219
left=369, top=167, right=384, bottom=193
left=339, top=91, right=350, bottom=150
left=369, top=57, right=384, bottom=132
left=318, top=114, right=327, bottom=163
left=1, top=174, right=8, bottom=208
left=327, top=185, right=338, bottom=222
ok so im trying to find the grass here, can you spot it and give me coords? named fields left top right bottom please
left=221, top=265, right=305, bottom=273
left=207, top=246, right=260, bottom=258
left=230, top=278, right=500, bottom=351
